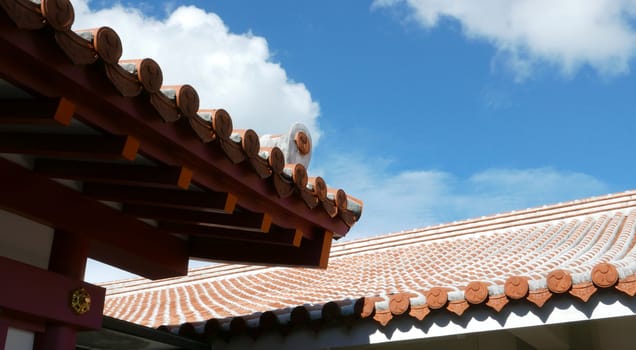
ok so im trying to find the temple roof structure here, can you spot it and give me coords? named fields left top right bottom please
left=0, top=0, right=362, bottom=280
left=102, top=190, right=636, bottom=340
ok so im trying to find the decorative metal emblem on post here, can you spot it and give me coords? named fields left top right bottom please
left=70, top=288, right=91, bottom=315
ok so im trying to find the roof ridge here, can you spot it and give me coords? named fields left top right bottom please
left=332, top=190, right=636, bottom=257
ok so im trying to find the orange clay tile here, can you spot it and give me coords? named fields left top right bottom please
left=373, top=309, right=393, bottom=326
left=361, top=297, right=384, bottom=318
left=504, top=276, right=529, bottom=300
left=547, top=270, right=573, bottom=294
left=569, top=282, right=597, bottom=302
left=464, top=282, right=489, bottom=304
left=389, top=293, right=417, bottom=315
left=485, top=295, right=508, bottom=312
left=447, top=300, right=470, bottom=316
left=616, top=274, right=636, bottom=297
left=527, top=289, right=552, bottom=308
left=408, top=304, right=430, bottom=321
left=426, top=288, right=448, bottom=310
left=592, top=263, right=619, bottom=288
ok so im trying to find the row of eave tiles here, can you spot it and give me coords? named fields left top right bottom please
left=103, top=205, right=636, bottom=340
left=0, top=0, right=362, bottom=227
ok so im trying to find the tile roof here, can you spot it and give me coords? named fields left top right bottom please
left=0, top=0, right=362, bottom=276
left=102, top=190, right=636, bottom=337
left=0, top=0, right=362, bottom=230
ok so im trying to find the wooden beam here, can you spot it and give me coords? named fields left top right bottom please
left=0, top=97, right=74, bottom=126
left=0, top=133, right=139, bottom=160
left=34, top=159, right=192, bottom=189
left=125, top=205, right=269, bottom=232
left=0, top=256, right=105, bottom=330
left=160, top=222, right=302, bottom=247
left=0, top=157, right=188, bottom=279
left=82, top=183, right=236, bottom=213
left=189, top=230, right=331, bottom=267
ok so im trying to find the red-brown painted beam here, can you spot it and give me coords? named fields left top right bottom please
left=0, top=97, right=74, bottom=125
left=0, top=133, right=139, bottom=161
left=160, top=222, right=302, bottom=247
left=0, top=157, right=188, bottom=279
left=125, top=205, right=270, bottom=232
left=34, top=159, right=192, bottom=189
left=82, top=183, right=236, bottom=213
left=0, top=256, right=105, bottom=330
left=0, top=20, right=349, bottom=238
left=189, top=230, right=332, bottom=267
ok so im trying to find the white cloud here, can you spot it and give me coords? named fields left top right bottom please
left=71, top=0, right=320, bottom=139
left=320, top=154, right=609, bottom=239
left=373, top=0, right=636, bottom=79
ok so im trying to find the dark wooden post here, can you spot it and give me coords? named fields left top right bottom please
left=34, top=230, right=89, bottom=350
left=0, top=319, right=8, bottom=349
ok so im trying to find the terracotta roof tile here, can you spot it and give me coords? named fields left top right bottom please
left=102, top=190, right=636, bottom=334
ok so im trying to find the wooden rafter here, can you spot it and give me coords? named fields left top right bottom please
left=160, top=222, right=302, bottom=247
left=83, top=183, right=237, bottom=213
left=125, top=205, right=271, bottom=232
left=0, top=133, right=139, bottom=160
left=34, top=159, right=192, bottom=189
left=0, top=97, right=75, bottom=125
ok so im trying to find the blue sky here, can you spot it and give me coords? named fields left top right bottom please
left=77, top=0, right=636, bottom=281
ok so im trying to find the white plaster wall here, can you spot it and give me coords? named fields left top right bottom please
left=0, top=209, right=54, bottom=269
left=4, top=328, right=34, bottom=350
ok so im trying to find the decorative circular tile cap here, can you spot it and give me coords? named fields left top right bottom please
left=465, top=282, right=489, bottom=304
left=504, top=276, right=529, bottom=300
left=176, top=85, right=200, bottom=118
left=389, top=293, right=411, bottom=315
left=41, top=0, right=75, bottom=32
left=592, top=263, right=619, bottom=288
left=138, top=59, right=163, bottom=93
left=547, top=270, right=572, bottom=293
left=426, top=287, right=448, bottom=309
left=241, top=129, right=260, bottom=158
left=94, top=27, right=122, bottom=65
left=70, top=288, right=91, bottom=315
left=294, top=131, right=311, bottom=155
